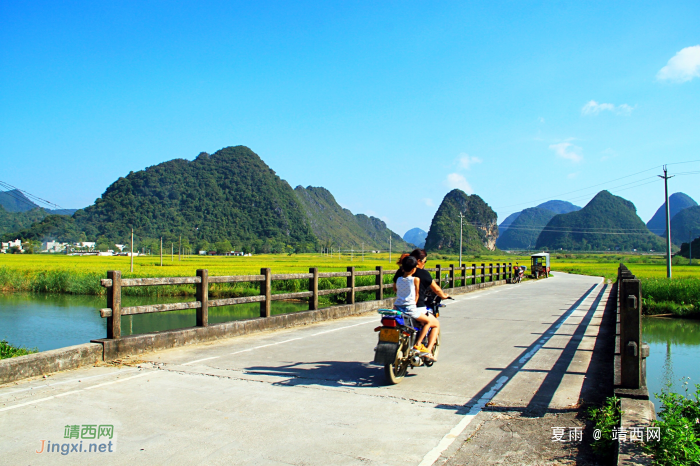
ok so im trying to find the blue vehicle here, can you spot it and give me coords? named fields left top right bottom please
left=373, top=293, right=451, bottom=384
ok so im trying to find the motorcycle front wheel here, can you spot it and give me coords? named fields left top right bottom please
left=384, top=341, right=409, bottom=384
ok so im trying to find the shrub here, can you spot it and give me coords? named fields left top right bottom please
left=587, top=396, right=621, bottom=458
left=0, top=339, right=38, bottom=359
left=645, top=381, right=700, bottom=465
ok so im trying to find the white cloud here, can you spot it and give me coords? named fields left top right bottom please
left=581, top=100, right=634, bottom=116
left=445, top=173, right=473, bottom=193
left=422, top=198, right=434, bottom=207
left=657, top=45, right=700, bottom=83
left=567, top=172, right=579, bottom=179
left=538, top=117, right=545, bottom=123
left=457, top=153, right=482, bottom=170
left=549, top=142, right=583, bottom=163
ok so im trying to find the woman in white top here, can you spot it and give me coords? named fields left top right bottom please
left=393, top=255, right=439, bottom=359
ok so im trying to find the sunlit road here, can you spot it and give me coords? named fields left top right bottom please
left=0, top=273, right=609, bottom=465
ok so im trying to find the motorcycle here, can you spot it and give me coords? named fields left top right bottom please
left=512, top=265, right=525, bottom=284
left=373, top=293, right=451, bottom=384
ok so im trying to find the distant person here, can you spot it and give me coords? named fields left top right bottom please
left=393, top=249, right=449, bottom=358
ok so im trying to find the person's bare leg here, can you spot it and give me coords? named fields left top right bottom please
left=413, top=315, right=431, bottom=350
left=425, top=315, right=440, bottom=353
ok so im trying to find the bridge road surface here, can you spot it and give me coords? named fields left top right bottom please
left=0, top=273, right=609, bottom=465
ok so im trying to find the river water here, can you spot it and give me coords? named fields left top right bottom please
left=643, top=316, right=700, bottom=410
left=0, top=293, right=307, bottom=352
left=2, top=294, right=699, bottom=409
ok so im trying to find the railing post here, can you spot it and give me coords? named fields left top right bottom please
left=460, top=264, right=466, bottom=287
left=196, top=269, right=208, bottom=327
left=375, top=266, right=383, bottom=301
left=489, top=263, right=493, bottom=282
left=309, top=267, right=318, bottom=310
left=260, top=268, right=271, bottom=317
left=346, top=266, right=355, bottom=304
left=481, top=263, right=486, bottom=284
left=508, top=263, right=512, bottom=281
left=620, top=278, right=643, bottom=389
left=472, top=263, right=477, bottom=285
left=106, top=270, right=121, bottom=339
left=449, top=264, right=455, bottom=289
left=435, top=264, right=441, bottom=288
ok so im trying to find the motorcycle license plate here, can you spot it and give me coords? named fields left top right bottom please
left=379, top=328, right=400, bottom=343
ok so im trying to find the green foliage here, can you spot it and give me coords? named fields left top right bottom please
left=0, top=339, right=38, bottom=359
left=1, top=213, right=82, bottom=243
left=587, top=396, right=621, bottom=458
left=647, top=192, right=697, bottom=237
left=536, top=191, right=667, bottom=252
left=642, top=278, right=700, bottom=318
left=645, top=381, right=700, bottom=465
left=424, top=189, right=497, bottom=253
left=496, top=207, right=556, bottom=250
left=294, top=186, right=410, bottom=251
left=69, top=146, right=319, bottom=251
left=679, top=238, right=700, bottom=259
left=0, top=206, right=49, bottom=238
left=669, top=206, right=700, bottom=247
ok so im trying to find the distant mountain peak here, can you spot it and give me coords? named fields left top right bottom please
left=647, top=192, right=698, bottom=236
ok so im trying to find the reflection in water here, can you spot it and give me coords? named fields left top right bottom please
left=643, top=317, right=700, bottom=410
left=0, top=293, right=309, bottom=352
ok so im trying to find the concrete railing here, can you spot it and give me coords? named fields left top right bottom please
left=98, top=263, right=512, bottom=339
left=614, top=263, right=655, bottom=466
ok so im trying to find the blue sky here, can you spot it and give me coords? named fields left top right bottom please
left=2, top=1, right=699, bottom=238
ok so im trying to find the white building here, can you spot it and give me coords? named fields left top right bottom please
left=75, top=242, right=96, bottom=249
left=42, top=240, right=68, bottom=253
left=115, top=244, right=126, bottom=251
left=1, top=239, right=23, bottom=253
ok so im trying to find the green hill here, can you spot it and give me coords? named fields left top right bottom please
left=424, top=189, right=498, bottom=253
left=4, top=146, right=410, bottom=254
left=669, top=205, right=700, bottom=246
left=496, top=207, right=557, bottom=250
left=0, top=206, right=51, bottom=238
left=293, top=185, right=410, bottom=251
left=535, top=190, right=666, bottom=252
left=647, top=192, right=697, bottom=236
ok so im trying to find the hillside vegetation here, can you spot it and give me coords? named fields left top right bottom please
left=496, top=207, right=556, bottom=250
left=535, top=190, right=666, bottom=252
left=424, top=189, right=497, bottom=253
left=293, top=185, right=410, bottom=251
left=646, top=192, right=697, bottom=236
left=669, top=205, right=700, bottom=246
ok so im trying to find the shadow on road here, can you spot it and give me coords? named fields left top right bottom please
left=242, top=360, right=395, bottom=388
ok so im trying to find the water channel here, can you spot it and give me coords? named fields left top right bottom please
left=0, top=293, right=309, bottom=352
left=643, top=316, right=700, bottom=410
left=2, top=294, right=699, bottom=410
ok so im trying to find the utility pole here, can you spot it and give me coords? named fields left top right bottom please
left=171, top=243, right=173, bottom=262
left=389, top=234, right=392, bottom=263
left=130, top=228, right=134, bottom=272
left=179, top=235, right=181, bottom=262
left=659, top=165, right=674, bottom=278
left=362, top=242, right=364, bottom=262
left=351, top=247, right=354, bottom=261
left=459, top=212, right=465, bottom=268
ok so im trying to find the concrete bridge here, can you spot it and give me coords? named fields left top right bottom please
left=0, top=273, right=614, bottom=465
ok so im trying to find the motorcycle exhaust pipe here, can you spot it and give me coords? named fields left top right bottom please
left=410, top=355, right=423, bottom=366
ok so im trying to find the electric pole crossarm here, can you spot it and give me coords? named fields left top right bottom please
left=658, top=166, right=674, bottom=279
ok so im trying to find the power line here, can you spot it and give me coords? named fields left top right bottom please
left=0, top=180, right=64, bottom=210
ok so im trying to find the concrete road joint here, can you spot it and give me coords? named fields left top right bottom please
left=418, top=278, right=604, bottom=466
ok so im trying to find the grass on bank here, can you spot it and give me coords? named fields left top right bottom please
left=0, top=339, right=38, bottom=360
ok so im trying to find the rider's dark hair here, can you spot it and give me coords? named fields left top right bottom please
left=409, top=249, right=427, bottom=261
left=396, top=253, right=410, bottom=266
left=401, top=255, right=418, bottom=272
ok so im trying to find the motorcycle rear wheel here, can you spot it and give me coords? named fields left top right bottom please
left=384, top=342, right=409, bottom=384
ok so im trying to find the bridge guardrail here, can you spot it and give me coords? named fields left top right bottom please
left=98, top=262, right=512, bottom=339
